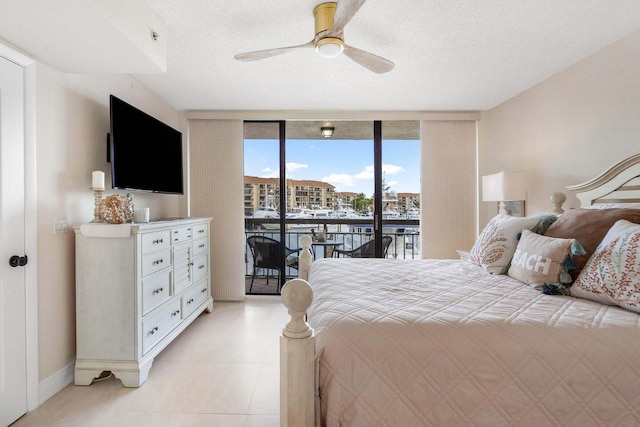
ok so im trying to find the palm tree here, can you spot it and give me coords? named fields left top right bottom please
left=354, top=192, right=372, bottom=213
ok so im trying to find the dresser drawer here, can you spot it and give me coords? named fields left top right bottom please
left=193, top=223, right=208, bottom=239
left=142, top=299, right=182, bottom=354
left=141, top=248, right=171, bottom=277
left=192, top=252, right=208, bottom=283
left=181, top=280, right=209, bottom=318
left=171, top=226, right=192, bottom=245
left=193, top=237, right=208, bottom=256
left=141, top=230, right=171, bottom=254
left=141, top=270, right=172, bottom=316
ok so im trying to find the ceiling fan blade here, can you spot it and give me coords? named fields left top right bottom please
left=235, top=40, right=314, bottom=61
left=343, top=44, right=394, bottom=74
left=331, top=0, right=366, bottom=33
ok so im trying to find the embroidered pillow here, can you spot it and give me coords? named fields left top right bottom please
left=507, top=229, right=575, bottom=290
left=469, top=214, right=540, bottom=274
left=571, top=220, right=640, bottom=313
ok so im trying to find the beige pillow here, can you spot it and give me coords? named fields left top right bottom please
left=544, top=208, right=640, bottom=279
left=469, top=214, right=540, bottom=274
left=507, top=229, right=574, bottom=290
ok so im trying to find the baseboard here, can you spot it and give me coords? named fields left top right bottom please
left=38, top=361, right=74, bottom=406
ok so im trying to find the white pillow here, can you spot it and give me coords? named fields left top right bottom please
left=507, top=229, right=574, bottom=290
left=469, top=214, right=540, bottom=274
left=571, top=219, right=640, bottom=313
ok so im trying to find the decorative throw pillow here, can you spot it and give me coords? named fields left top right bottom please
left=507, top=229, right=576, bottom=290
left=469, top=214, right=540, bottom=274
left=544, top=208, right=640, bottom=279
left=571, top=220, right=640, bottom=313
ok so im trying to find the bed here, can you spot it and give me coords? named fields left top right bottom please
left=280, top=153, right=640, bottom=427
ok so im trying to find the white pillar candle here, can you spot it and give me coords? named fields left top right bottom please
left=92, top=170, right=105, bottom=190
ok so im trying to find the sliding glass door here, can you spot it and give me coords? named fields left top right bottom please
left=244, top=120, right=420, bottom=294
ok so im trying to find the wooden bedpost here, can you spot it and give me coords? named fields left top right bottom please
left=298, top=235, right=313, bottom=280
left=280, top=278, right=315, bottom=427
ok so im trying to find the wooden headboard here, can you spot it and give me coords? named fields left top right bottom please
left=567, top=153, right=640, bottom=207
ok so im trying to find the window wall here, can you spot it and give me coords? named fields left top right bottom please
left=243, top=120, right=420, bottom=294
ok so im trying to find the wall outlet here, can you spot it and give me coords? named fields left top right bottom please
left=54, top=217, right=69, bottom=234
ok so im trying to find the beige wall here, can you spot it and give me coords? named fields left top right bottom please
left=34, top=62, right=187, bottom=380
left=479, top=30, right=640, bottom=226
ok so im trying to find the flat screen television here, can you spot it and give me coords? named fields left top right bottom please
left=108, top=95, right=184, bottom=194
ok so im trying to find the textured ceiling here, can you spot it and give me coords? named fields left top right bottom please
left=2, top=1, right=640, bottom=113
left=136, top=0, right=640, bottom=111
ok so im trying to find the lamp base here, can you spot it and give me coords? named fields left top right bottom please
left=498, top=201, right=508, bottom=215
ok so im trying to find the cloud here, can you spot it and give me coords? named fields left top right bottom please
left=324, top=163, right=406, bottom=191
left=383, top=164, right=405, bottom=175
left=354, top=165, right=374, bottom=180
left=286, top=162, right=308, bottom=172
left=260, top=167, right=279, bottom=178
left=322, top=173, right=357, bottom=187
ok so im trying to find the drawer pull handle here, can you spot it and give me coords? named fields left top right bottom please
left=153, top=238, right=164, bottom=244
left=198, top=244, right=205, bottom=249
left=198, top=229, right=205, bottom=234
left=148, top=326, right=159, bottom=335
left=171, top=310, right=180, bottom=317
left=152, top=259, right=164, bottom=265
left=201, top=288, right=207, bottom=294
left=198, top=265, right=205, bottom=270
left=187, top=298, right=194, bottom=305
left=153, top=287, right=164, bottom=294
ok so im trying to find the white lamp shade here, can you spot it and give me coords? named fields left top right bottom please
left=482, top=171, right=526, bottom=201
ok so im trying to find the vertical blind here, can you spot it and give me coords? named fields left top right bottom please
left=420, top=120, right=477, bottom=258
left=189, top=119, right=246, bottom=301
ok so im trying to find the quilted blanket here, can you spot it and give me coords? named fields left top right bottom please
left=307, top=258, right=640, bottom=427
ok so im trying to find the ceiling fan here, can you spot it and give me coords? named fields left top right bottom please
left=234, top=0, right=395, bottom=74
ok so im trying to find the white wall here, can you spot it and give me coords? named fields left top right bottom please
left=34, top=62, right=187, bottom=380
left=478, top=30, right=640, bottom=226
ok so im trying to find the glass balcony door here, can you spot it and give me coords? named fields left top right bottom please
left=244, top=120, right=420, bottom=294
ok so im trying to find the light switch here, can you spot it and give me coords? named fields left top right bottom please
left=55, top=217, right=69, bottom=234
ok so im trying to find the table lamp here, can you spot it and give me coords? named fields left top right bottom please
left=482, top=171, right=526, bottom=215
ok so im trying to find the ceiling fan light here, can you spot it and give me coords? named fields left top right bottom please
left=316, top=38, right=344, bottom=58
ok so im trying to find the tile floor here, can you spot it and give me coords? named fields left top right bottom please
left=12, top=296, right=288, bottom=427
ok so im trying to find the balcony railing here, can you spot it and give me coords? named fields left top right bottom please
left=244, top=217, right=420, bottom=278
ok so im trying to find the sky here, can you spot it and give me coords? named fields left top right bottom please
left=244, top=138, right=421, bottom=196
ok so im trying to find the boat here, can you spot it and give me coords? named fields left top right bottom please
left=308, top=204, right=336, bottom=219
left=382, top=189, right=405, bottom=219
left=334, top=197, right=361, bottom=219
left=251, top=194, right=279, bottom=219
left=406, top=200, right=420, bottom=220
left=285, top=205, right=313, bottom=221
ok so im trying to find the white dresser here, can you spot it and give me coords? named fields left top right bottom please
left=73, top=217, right=213, bottom=387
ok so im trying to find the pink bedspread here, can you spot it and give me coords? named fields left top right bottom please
left=307, top=258, right=640, bottom=426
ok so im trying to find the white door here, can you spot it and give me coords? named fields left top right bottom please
left=0, top=56, right=27, bottom=426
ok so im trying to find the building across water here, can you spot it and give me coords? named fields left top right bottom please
left=244, top=175, right=419, bottom=217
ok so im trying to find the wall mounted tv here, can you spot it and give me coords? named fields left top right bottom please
left=108, top=95, right=184, bottom=194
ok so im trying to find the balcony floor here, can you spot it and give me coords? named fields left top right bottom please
left=245, top=275, right=289, bottom=295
